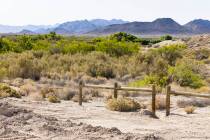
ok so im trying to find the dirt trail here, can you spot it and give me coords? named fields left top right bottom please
left=1, top=97, right=210, bottom=140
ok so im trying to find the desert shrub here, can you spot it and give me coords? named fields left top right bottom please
left=160, top=35, right=173, bottom=41
left=17, top=35, right=33, bottom=50
left=110, top=32, right=140, bottom=42
left=156, top=43, right=187, bottom=66
left=88, top=62, right=116, bottom=79
left=147, top=57, right=169, bottom=87
left=171, top=59, right=205, bottom=89
left=48, top=95, right=61, bottom=103
left=184, top=106, right=195, bottom=114
left=8, top=53, right=44, bottom=80
left=63, top=41, right=95, bottom=54
left=96, top=40, right=140, bottom=57
left=0, top=83, right=21, bottom=98
left=48, top=32, right=62, bottom=41
left=106, top=98, right=140, bottom=112
left=0, top=38, right=14, bottom=53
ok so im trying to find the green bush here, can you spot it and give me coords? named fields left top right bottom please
left=110, top=32, right=140, bottom=42
left=63, top=41, right=95, bottom=54
left=160, top=35, right=173, bottom=41
left=172, top=59, right=205, bottom=89
left=156, top=44, right=187, bottom=66
left=96, top=40, right=140, bottom=57
left=17, top=35, right=33, bottom=50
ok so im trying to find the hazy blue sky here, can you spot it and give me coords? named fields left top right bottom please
left=1, top=0, right=210, bottom=25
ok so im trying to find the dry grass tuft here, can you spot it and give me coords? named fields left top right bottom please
left=48, top=95, right=61, bottom=103
left=106, top=98, right=140, bottom=112
left=184, top=106, right=196, bottom=114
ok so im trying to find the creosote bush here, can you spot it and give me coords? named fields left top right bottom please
left=106, top=98, right=140, bottom=112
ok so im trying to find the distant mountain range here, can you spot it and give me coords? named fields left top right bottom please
left=89, top=18, right=191, bottom=35
left=1, top=18, right=210, bottom=35
left=0, top=24, right=59, bottom=34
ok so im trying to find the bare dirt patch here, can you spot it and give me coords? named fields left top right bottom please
left=0, top=99, right=162, bottom=140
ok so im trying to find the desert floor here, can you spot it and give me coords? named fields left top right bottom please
left=0, top=95, right=210, bottom=140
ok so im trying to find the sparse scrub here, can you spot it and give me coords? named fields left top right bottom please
left=106, top=98, right=140, bottom=112
left=0, top=33, right=209, bottom=90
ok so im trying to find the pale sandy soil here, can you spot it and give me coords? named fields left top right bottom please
left=0, top=96, right=210, bottom=140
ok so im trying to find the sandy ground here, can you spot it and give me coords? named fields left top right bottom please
left=0, top=96, right=210, bottom=140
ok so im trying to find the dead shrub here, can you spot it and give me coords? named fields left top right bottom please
left=106, top=98, right=140, bottom=112
left=184, top=106, right=196, bottom=114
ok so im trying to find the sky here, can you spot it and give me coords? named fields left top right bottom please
left=0, top=0, right=210, bottom=26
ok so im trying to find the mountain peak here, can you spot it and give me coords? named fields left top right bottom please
left=153, top=18, right=177, bottom=24
left=185, top=19, right=210, bottom=33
